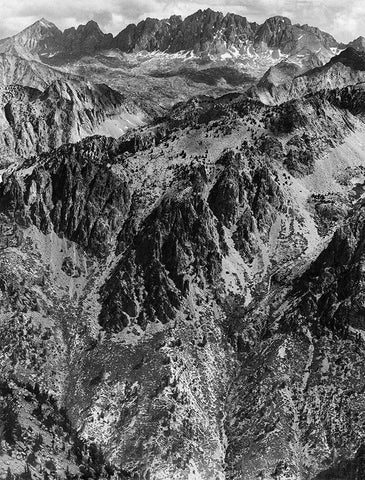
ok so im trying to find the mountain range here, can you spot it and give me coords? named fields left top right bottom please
left=0, top=12, right=339, bottom=60
left=2, top=8, right=365, bottom=480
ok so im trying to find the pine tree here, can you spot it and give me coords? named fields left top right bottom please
left=6, top=467, right=13, bottom=480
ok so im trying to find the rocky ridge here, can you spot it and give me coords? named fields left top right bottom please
left=0, top=11, right=339, bottom=63
left=252, top=48, right=365, bottom=105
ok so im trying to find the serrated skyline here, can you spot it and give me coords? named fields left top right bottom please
left=1, top=0, right=365, bottom=43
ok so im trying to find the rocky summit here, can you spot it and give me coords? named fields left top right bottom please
left=1, top=6, right=365, bottom=480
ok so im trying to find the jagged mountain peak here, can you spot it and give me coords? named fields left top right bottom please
left=183, top=8, right=248, bottom=25
left=348, top=35, right=365, bottom=52
left=0, top=8, right=340, bottom=62
left=10, top=17, right=62, bottom=42
left=0, top=16, right=62, bottom=60
left=251, top=44, right=365, bottom=105
left=20, top=17, right=60, bottom=34
left=63, top=19, right=105, bottom=36
left=191, top=7, right=220, bottom=16
left=76, top=19, right=104, bottom=34
left=51, top=19, right=112, bottom=57
left=253, top=14, right=331, bottom=55
left=113, top=9, right=255, bottom=54
left=255, top=14, right=292, bottom=38
left=312, top=46, right=365, bottom=73
left=35, top=18, right=58, bottom=29
left=264, top=15, right=292, bottom=25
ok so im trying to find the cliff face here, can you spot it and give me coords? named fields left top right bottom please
left=0, top=136, right=130, bottom=257
left=60, top=21, right=113, bottom=56
left=0, top=53, right=73, bottom=89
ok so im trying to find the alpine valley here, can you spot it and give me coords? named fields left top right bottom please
left=2, top=7, right=365, bottom=480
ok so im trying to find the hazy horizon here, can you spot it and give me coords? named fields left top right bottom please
left=1, top=0, right=364, bottom=43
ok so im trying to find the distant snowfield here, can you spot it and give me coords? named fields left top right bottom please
left=97, top=44, right=288, bottom=71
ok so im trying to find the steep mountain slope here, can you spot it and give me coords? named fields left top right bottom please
left=253, top=16, right=336, bottom=55
left=0, top=19, right=112, bottom=61
left=348, top=36, right=365, bottom=52
left=0, top=19, right=63, bottom=60
left=2, top=8, right=365, bottom=480
left=0, top=79, right=145, bottom=166
left=59, top=21, right=113, bottom=57
left=300, top=24, right=339, bottom=50
left=252, top=47, right=365, bottom=105
left=1, top=83, right=365, bottom=479
left=0, top=53, right=76, bottom=90
left=225, top=174, right=365, bottom=479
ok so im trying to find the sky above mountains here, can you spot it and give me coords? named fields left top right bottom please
left=1, top=0, right=364, bottom=43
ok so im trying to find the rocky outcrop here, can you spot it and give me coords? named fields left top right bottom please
left=100, top=178, right=222, bottom=331
left=322, top=83, right=365, bottom=115
left=60, top=21, right=113, bottom=56
left=208, top=148, right=285, bottom=260
left=348, top=36, right=365, bottom=52
left=315, top=445, right=365, bottom=479
left=113, top=15, right=183, bottom=53
left=290, top=201, right=365, bottom=335
left=0, top=137, right=130, bottom=257
left=254, top=16, right=296, bottom=52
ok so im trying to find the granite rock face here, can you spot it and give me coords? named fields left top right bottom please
left=100, top=190, right=222, bottom=331
left=60, top=20, right=113, bottom=56
left=0, top=137, right=130, bottom=257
